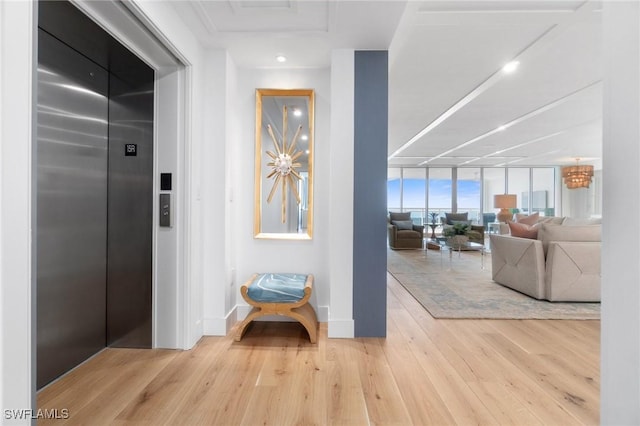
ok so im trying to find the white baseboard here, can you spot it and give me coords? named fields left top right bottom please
left=203, top=306, right=237, bottom=336
left=188, top=319, right=203, bottom=348
left=328, top=319, right=354, bottom=338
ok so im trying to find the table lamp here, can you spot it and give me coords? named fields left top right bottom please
left=494, top=194, right=516, bottom=223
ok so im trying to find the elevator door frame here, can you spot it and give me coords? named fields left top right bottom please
left=68, top=0, right=193, bottom=350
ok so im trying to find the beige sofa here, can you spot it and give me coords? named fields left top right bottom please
left=490, top=223, right=601, bottom=302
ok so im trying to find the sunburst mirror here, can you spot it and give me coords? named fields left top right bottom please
left=254, top=89, right=314, bottom=239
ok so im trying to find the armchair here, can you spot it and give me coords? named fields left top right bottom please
left=387, top=212, right=424, bottom=249
left=442, top=212, right=485, bottom=247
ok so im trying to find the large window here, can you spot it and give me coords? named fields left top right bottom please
left=402, top=168, right=426, bottom=225
left=386, top=166, right=557, bottom=225
left=428, top=168, right=451, bottom=219
left=483, top=168, right=506, bottom=224
left=387, top=168, right=401, bottom=212
left=508, top=168, right=530, bottom=215
left=532, top=168, right=555, bottom=216
left=456, top=168, right=481, bottom=223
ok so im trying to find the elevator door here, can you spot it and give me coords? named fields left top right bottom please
left=37, top=22, right=154, bottom=389
left=37, top=30, right=109, bottom=388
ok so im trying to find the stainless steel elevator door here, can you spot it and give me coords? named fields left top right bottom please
left=37, top=29, right=109, bottom=388
left=106, top=74, right=154, bottom=348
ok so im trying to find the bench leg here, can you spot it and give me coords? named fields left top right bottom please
left=234, top=307, right=261, bottom=342
left=234, top=303, right=318, bottom=343
left=289, top=303, right=318, bottom=343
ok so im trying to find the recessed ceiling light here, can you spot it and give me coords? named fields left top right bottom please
left=276, top=55, right=287, bottom=63
left=305, top=149, right=310, bottom=154
left=502, top=61, right=520, bottom=73
left=293, top=108, right=302, bottom=117
left=301, top=134, right=308, bottom=140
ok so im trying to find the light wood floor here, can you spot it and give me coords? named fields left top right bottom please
left=38, top=273, right=600, bottom=425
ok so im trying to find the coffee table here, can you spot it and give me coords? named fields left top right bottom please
left=435, top=238, right=485, bottom=269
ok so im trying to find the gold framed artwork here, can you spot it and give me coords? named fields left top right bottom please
left=254, top=89, right=314, bottom=240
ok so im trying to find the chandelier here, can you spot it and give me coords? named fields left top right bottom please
left=562, top=159, right=594, bottom=189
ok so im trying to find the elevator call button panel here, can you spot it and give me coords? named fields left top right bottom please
left=160, top=194, right=171, bottom=227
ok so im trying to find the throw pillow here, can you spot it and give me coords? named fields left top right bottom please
left=508, top=221, right=539, bottom=239
left=515, top=212, right=539, bottom=225
left=445, top=212, right=468, bottom=225
left=450, top=219, right=472, bottom=226
left=392, top=220, right=413, bottom=230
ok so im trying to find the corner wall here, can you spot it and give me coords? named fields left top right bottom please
left=202, top=49, right=238, bottom=335
left=601, top=1, right=640, bottom=423
left=0, top=1, right=36, bottom=421
left=328, top=50, right=355, bottom=337
left=353, top=51, right=388, bottom=337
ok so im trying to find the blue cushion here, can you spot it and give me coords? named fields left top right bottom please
left=247, top=273, right=308, bottom=303
left=392, top=220, right=413, bottom=230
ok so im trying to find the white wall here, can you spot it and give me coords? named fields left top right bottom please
left=231, top=67, right=331, bottom=322
left=328, top=50, right=355, bottom=337
left=601, top=1, right=640, bottom=423
left=202, top=49, right=237, bottom=335
left=0, top=1, right=35, bottom=422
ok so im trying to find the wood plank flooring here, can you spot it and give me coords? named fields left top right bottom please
left=38, top=273, right=600, bottom=425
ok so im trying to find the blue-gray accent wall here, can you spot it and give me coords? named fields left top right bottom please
left=353, top=50, right=388, bottom=337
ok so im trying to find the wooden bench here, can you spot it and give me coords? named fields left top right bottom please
left=235, top=273, right=318, bottom=343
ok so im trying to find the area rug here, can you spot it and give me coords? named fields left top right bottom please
left=388, top=248, right=600, bottom=320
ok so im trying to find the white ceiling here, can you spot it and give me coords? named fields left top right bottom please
left=170, top=0, right=603, bottom=170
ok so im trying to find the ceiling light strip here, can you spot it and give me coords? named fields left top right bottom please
left=460, top=130, right=567, bottom=166
left=392, top=1, right=599, bottom=164
left=419, top=80, right=600, bottom=166
left=461, top=115, right=600, bottom=166
left=390, top=27, right=558, bottom=161
left=494, top=149, right=562, bottom=167
left=389, top=66, right=510, bottom=159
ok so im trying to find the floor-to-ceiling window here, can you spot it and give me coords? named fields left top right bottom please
left=507, top=168, right=531, bottom=215
left=428, top=168, right=452, bottom=221
left=387, top=167, right=401, bottom=213
left=402, top=168, right=426, bottom=225
left=482, top=168, right=506, bottom=225
left=532, top=167, right=555, bottom=216
left=456, top=168, right=481, bottom=223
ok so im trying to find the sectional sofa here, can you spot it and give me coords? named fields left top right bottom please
left=490, top=216, right=601, bottom=302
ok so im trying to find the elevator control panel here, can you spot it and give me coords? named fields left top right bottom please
left=160, top=194, right=171, bottom=227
